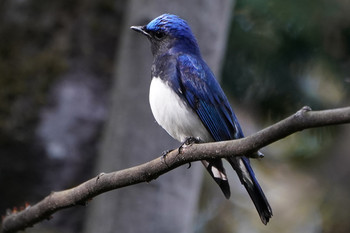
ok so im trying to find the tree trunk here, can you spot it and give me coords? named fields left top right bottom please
left=83, top=1, right=234, bottom=232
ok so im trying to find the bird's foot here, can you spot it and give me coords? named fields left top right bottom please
left=184, top=137, right=201, bottom=145
left=178, top=137, right=200, bottom=168
left=160, top=149, right=172, bottom=165
left=178, top=137, right=200, bottom=152
left=161, top=149, right=171, bottom=158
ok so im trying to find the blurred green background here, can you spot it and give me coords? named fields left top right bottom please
left=219, top=0, right=350, bottom=232
left=0, top=0, right=349, bottom=232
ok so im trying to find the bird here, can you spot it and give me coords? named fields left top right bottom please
left=131, top=13, right=272, bottom=224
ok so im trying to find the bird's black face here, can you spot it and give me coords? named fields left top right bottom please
left=131, top=25, right=173, bottom=56
left=131, top=25, right=169, bottom=41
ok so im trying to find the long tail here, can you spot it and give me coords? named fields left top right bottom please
left=227, top=156, right=273, bottom=225
left=201, top=159, right=231, bottom=199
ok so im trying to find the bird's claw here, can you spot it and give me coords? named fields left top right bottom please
left=160, top=149, right=171, bottom=163
left=178, top=137, right=200, bottom=154
left=184, top=137, right=200, bottom=145
left=161, top=149, right=171, bottom=158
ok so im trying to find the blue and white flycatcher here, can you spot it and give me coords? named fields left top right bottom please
left=131, top=13, right=272, bottom=224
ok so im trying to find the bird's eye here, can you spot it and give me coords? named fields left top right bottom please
left=154, top=31, right=165, bottom=40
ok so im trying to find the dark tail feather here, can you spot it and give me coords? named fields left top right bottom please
left=227, top=156, right=273, bottom=225
left=201, top=159, right=231, bottom=199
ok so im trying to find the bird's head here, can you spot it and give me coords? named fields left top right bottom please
left=131, top=14, right=200, bottom=56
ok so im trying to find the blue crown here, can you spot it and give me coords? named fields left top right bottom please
left=146, top=14, right=193, bottom=38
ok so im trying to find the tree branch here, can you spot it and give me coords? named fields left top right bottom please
left=2, top=106, right=350, bottom=233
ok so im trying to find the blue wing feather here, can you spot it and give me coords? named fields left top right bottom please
left=177, top=54, right=273, bottom=224
left=177, top=54, right=243, bottom=141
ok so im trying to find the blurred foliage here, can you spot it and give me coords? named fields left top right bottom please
left=222, top=0, right=350, bottom=119
left=221, top=0, right=350, bottom=162
left=218, top=1, right=350, bottom=233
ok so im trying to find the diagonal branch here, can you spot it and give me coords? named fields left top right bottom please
left=2, top=106, right=350, bottom=233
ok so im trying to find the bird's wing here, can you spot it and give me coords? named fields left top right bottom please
left=176, top=54, right=242, bottom=141
left=177, top=54, right=272, bottom=223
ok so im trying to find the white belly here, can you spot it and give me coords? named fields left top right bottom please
left=149, top=77, right=212, bottom=143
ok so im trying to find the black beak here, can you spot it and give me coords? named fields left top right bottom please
left=130, top=25, right=151, bottom=38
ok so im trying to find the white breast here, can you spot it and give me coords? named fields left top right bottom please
left=149, top=77, right=212, bottom=143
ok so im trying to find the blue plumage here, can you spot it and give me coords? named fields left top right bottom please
left=177, top=54, right=243, bottom=141
left=131, top=14, right=272, bottom=224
